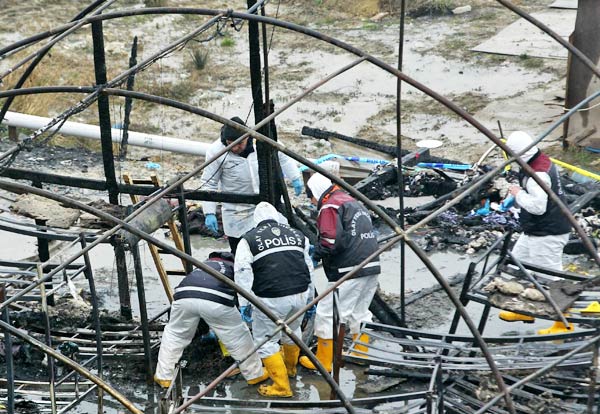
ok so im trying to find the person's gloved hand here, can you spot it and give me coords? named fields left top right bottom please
left=240, top=305, right=253, bottom=323
left=205, top=214, right=218, bottom=233
left=292, top=178, right=304, bottom=196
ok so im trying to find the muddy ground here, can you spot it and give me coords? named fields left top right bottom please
left=1, top=0, right=599, bottom=412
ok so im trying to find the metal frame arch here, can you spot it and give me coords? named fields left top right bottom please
left=1, top=7, right=595, bottom=267
left=0, top=83, right=517, bottom=411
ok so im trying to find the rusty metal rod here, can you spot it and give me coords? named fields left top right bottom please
left=37, top=264, right=57, bottom=414
left=0, top=286, right=15, bottom=414
left=79, top=235, right=104, bottom=413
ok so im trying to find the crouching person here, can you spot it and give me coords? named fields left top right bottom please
left=235, top=202, right=314, bottom=397
left=154, top=251, right=268, bottom=388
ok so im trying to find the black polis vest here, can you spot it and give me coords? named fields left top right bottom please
left=243, top=220, right=311, bottom=298
left=173, top=259, right=236, bottom=306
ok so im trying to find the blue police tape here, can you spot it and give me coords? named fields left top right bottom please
left=299, top=153, right=389, bottom=172
left=416, top=162, right=472, bottom=170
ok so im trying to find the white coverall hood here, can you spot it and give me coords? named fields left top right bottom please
left=253, top=202, right=280, bottom=227
left=506, top=131, right=538, bottom=163
left=307, top=173, right=333, bottom=201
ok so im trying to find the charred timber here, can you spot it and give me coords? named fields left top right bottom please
left=302, top=126, right=400, bottom=156
left=353, top=147, right=429, bottom=199
left=0, top=167, right=260, bottom=204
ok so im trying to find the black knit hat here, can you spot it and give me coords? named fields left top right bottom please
left=220, top=116, right=246, bottom=145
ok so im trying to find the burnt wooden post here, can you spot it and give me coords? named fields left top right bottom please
left=131, top=242, right=153, bottom=383
left=92, top=20, right=132, bottom=319
left=247, top=0, right=276, bottom=206
left=35, top=218, right=54, bottom=306
left=119, top=36, right=138, bottom=160
left=176, top=185, right=192, bottom=274
left=8, top=126, right=17, bottom=142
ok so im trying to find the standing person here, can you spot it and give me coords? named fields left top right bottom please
left=299, top=173, right=380, bottom=372
left=154, top=251, right=268, bottom=388
left=201, top=116, right=304, bottom=254
left=498, top=131, right=573, bottom=334
left=235, top=202, right=314, bottom=397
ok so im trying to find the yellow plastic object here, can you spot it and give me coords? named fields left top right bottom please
left=537, top=320, right=574, bottom=335
left=258, top=353, right=293, bottom=397
left=299, top=337, right=333, bottom=372
left=581, top=301, right=600, bottom=314
left=218, top=340, right=230, bottom=357
left=351, top=333, right=369, bottom=356
left=246, top=369, right=269, bottom=385
left=153, top=375, right=171, bottom=388
left=281, top=344, right=300, bottom=377
left=551, top=157, right=600, bottom=182
left=498, top=310, right=535, bottom=323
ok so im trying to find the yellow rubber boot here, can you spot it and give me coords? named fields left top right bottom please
left=153, top=375, right=171, bottom=388
left=247, top=368, right=269, bottom=385
left=281, top=344, right=300, bottom=377
left=258, top=353, right=293, bottom=397
left=537, top=320, right=574, bottom=335
left=351, top=333, right=369, bottom=356
left=498, top=310, right=535, bottom=323
left=298, top=337, right=333, bottom=372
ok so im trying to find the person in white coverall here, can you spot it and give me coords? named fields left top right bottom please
left=299, top=173, right=380, bottom=373
left=154, top=251, right=268, bottom=388
left=235, top=202, right=314, bottom=397
left=498, top=131, right=573, bottom=335
left=201, top=116, right=304, bottom=254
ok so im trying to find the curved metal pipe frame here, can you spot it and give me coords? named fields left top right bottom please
left=0, top=179, right=358, bottom=414
left=0, top=318, right=142, bottom=414
left=0, top=7, right=596, bottom=265
left=0, top=1, right=118, bottom=132
left=475, top=333, right=600, bottom=414
left=2, top=81, right=599, bottom=413
left=0, top=4, right=598, bottom=411
left=0, top=102, right=516, bottom=413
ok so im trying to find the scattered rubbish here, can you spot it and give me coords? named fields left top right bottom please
left=415, top=139, right=443, bottom=149
left=145, top=161, right=161, bottom=170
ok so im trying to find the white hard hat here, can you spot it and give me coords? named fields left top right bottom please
left=505, top=131, right=538, bottom=162
left=306, top=173, right=333, bottom=201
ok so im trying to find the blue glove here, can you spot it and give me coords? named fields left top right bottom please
left=475, top=199, right=490, bottom=216
left=205, top=214, right=218, bottom=233
left=499, top=195, right=515, bottom=212
left=240, top=305, right=253, bottom=323
left=292, top=178, right=304, bottom=196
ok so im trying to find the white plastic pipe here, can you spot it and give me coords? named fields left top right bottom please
left=2, top=111, right=210, bottom=156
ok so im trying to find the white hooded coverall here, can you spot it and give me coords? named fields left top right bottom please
left=155, top=262, right=264, bottom=383
left=234, top=202, right=315, bottom=358
left=200, top=139, right=301, bottom=238
left=506, top=131, right=570, bottom=271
